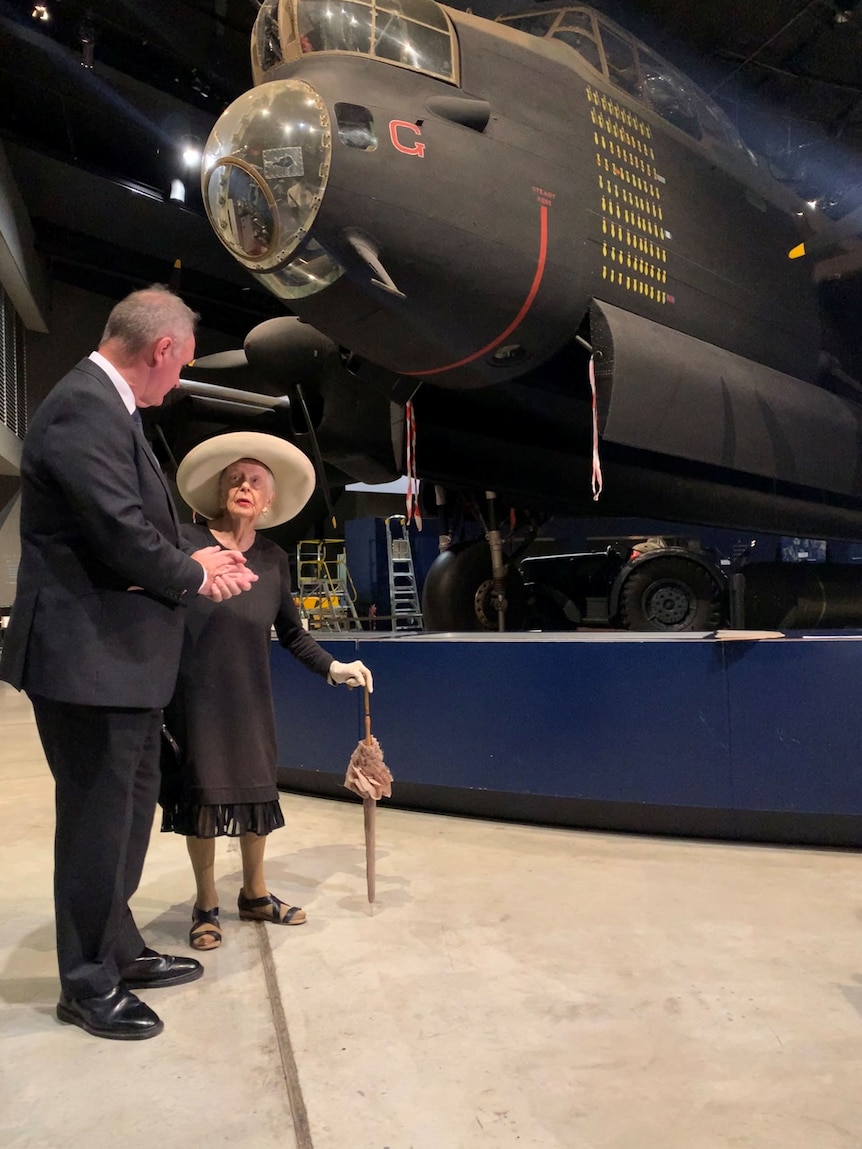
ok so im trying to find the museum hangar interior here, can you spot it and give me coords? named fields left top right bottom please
left=3, top=4, right=862, bottom=1146
left=1, top=0, right=862, bottom=818
left=2, top=0, right=862, bottom=829
left=4, top=0, right=862, bottom=621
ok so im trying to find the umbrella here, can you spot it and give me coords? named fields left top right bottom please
left=344, top=685, right=392, bottom=903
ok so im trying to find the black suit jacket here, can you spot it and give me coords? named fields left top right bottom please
left=0, top=358, right=202, bottom=707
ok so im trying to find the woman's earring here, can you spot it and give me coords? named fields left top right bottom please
left=261, top=506, right=270, bottom=515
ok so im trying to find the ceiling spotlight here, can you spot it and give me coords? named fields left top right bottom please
left=182, top=146, right=202, bottom=168
left=31, top=4, right=49, bottom=20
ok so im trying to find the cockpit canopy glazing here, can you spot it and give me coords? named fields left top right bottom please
left=252, top=0, right=457, bottom=85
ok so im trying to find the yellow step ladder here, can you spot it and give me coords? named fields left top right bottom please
left=295, top=539, right=361, bottom=631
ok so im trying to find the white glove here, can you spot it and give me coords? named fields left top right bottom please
left=328, top=659, right=373, bottom=692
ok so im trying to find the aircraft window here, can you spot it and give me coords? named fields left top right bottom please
left=640, top=52, right=701, bottom=140
left=298, top=1, right=372, bottom=54
left=497, top=12, right=558, bottom=37
left=552, top=11, right=601, bottom=73
left=374, top=10, right=408, bottom=61
left=255, top=0, right=283, bottom=72
left=203, top=79, right=333, bottom=276
left=375, top=10, right=451, bottom=74
left=336, top=102, right=377, bottom=150
left=698, top=97, right=745, bottom=153
left=378, top=0, right=449, bottom=32
left=554, top=29, right=602, bottom=71
left=294, top=0, right=453, bottom=80
left=598, top=26, right=640, bottom=99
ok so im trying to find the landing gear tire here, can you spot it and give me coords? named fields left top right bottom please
left=618, top=557, right=723, bottom=632
left=421, top=541, right=528, bottom=632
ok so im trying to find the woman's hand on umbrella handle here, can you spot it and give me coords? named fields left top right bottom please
left=328, top=660, right=374, bottom=692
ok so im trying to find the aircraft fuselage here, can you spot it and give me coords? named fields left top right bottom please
left=199, top=1, right=862, bottom=541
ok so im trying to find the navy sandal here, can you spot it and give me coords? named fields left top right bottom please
left=237, top=891, right=307, bottom=926
left=190, top=905, right=222, bottom=950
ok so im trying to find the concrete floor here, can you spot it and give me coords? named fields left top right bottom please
left=1, top=683, right=862, bottom=1148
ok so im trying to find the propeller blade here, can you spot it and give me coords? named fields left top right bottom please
left=178, top=379, right=291, bottom=410
left=189, top=349, right=249, bottom=369
left=296, top=382, right=338, bottom=530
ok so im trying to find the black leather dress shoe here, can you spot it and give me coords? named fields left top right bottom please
left=57, top=986, right=163, bottom=1040
left=120, top=948, right=204, bottom=989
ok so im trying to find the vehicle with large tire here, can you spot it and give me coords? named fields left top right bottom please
left=421, top=528, right=862, bottom=632
left=520, top=540, right=726, bottom=632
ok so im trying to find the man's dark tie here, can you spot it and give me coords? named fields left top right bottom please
left=130, top=405, right=163, bottom=474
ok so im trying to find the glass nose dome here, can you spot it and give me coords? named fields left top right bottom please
left=202, top=79, right=339, bottom=287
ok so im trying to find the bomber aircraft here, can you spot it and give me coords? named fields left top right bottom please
left=179, top=0, right=862, bottom=630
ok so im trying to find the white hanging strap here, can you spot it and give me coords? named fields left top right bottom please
left=589, top=355, right=603, bottom=501
left=405, top=399, right=423, bottom=530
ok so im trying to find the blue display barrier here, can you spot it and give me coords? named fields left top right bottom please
left=272, top=633, right=862, bottom=846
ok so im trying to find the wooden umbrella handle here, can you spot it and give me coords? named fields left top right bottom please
left=364, top=796, right=376, bottom=903
left=364, top=683, right=372, bottom=746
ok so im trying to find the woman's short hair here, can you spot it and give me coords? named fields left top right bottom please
left=100, top=285, right=199, bottom=357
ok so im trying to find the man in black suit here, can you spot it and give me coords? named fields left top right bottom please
left=0, top=285, right=258, bottom=1040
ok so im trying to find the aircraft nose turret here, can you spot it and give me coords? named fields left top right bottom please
left=201, top=80, right=344, bottom=298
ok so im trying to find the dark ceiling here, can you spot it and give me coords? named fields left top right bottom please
left=3, top=0, right=862, bottom=328
left=4, top=0, right=862, bottom=194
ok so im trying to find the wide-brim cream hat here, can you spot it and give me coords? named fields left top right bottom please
left=176, top=432, right=316, bottom=528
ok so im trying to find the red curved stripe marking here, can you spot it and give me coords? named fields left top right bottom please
left=401, top=203, right=549, bottom=378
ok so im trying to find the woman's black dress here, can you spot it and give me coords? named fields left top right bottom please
left=160, top=524, right=333, bottom=837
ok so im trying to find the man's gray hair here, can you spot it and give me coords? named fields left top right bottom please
left=99, top=285, right=199, bottom=357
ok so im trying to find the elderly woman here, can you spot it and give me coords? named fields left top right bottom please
left=160, top=431, right=372, bottom=950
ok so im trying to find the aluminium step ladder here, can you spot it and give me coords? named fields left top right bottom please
left=384, top=516, right=423, bottom=631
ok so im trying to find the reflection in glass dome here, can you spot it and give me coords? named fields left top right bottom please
left=259, top=237, right=345, bottom=299
left=202, top=80, right=344, bottom=296
left=205, top=161, right=277, bottom=261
